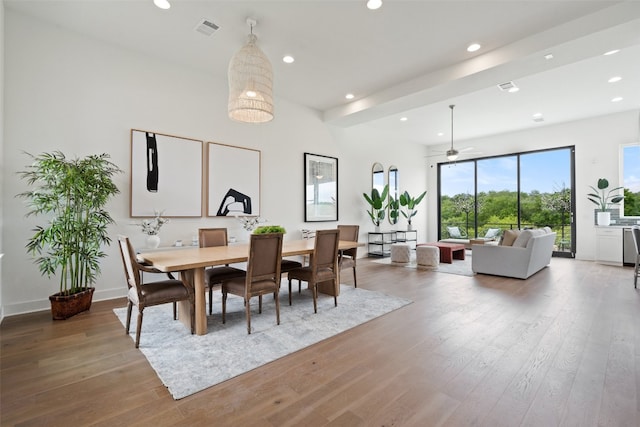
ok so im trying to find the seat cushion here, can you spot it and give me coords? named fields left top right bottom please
left=132, top=280, right=190, bottom=306
left=447, top=226, right=464, bottom=238
left=280, top=259, right=303, bottom=272
left=205, top=266, right=246, bottom=286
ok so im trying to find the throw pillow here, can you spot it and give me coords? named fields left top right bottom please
left=512, top=229, right=535, bottom=248
left=484, top=228, right=501, bottom=240
left=500, top=229, right=520, bottom=246
left=447, top=226, right=463, bottom=238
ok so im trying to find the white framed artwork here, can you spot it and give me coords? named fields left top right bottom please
left=130, top=129, right=203, bottom=217
left=207, top=142, right=261, bottom=217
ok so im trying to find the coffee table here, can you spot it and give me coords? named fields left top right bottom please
left=418, top=242, right=465, bottom=264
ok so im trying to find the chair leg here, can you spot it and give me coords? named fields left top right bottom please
left=288, top=279, right=292, bottom=306
left=312, top=282, right=318, bottom=314
left=222, top=290, right=227, bottom=324
left=246, top=298, right=252, bottom=334
left=298, top=279, right=301, bottom=293
left=334, top=279, right=338, bottom=307
left=259, top=295, right=263, bottom=314
left=125, top=301, right=133, bottom=334
left=353, top=267, right=357, bottom=288
left=275, top=291, right=280, bottom=326
left=135, top=308, right=144, bottom=348
left=209, top=284, right=213, bottom=315
left=173, top=302, right=177, bottom=320
left=190, top=296, right=195, bottom=335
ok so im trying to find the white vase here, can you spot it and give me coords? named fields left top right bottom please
left=596, top=211, right=611, bottom=226
left=407, top=223, right=413, bottom=231
left=146, top=234, right=161, bottom=248
left=374, top=225, right=380, bottom=233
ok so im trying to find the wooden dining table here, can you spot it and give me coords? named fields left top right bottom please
left=138, top=239, right=360, bottom=335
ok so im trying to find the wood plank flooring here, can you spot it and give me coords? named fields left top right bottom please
left=2, top=258, right=638, bottom=426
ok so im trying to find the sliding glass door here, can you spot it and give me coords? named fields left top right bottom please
left=438, top=146, right=575, bottom=257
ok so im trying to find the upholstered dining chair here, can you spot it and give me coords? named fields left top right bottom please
left=117, top=235, right=194, bottom=348
left=287, top=229, right=340, bottom=313
left=337, top=224, right=359, bottom=288
left=221, top=232, right=284, bottom=334
left=198, top=228, right=246, bottom=315
left=632, top=225, right=640, bottom=289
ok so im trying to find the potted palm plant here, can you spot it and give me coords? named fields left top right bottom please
left=587, top=178, right=624, bottom=226
left=18, top=151, right=122, bottom=319
left=399, top=190, right=427, bottom=230
left=363, top=184, right=389, bottom=231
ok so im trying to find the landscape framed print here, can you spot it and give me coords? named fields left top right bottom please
left=304, top=152, right=338, bottom=222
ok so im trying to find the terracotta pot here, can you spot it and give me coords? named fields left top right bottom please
left=49, top=287, right=95, bottom=320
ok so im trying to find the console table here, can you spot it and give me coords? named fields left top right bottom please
left=368, top=230, right=417, bottom=257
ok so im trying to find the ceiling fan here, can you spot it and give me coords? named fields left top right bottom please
left=426, top=104, right=481, bottom=161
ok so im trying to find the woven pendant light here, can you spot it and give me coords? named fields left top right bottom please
left=228, top=19, right=274, bottom=123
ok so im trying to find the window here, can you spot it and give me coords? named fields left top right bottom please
left=621, top=143, right=640, bottom=217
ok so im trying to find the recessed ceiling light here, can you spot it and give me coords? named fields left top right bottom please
left=498, top=81, right=518, bottom=92
left=367, top=0, right=382, bottom=10
left=608, top=76, right=622, bottom=83
left=508, top=87, right=520, bottom=93
left=438, top=132, right=444, bottom=136
left=604, top=49, right=620, bottom=56
left=345, top=93, right=354, bottom=100
left=532, top=113, right=544, bottom=122
left=611, top=96, right=623, bottom=102
left=544, top=53, right=554, bottom=60
left=467, top=43, right=481, bottom=52
left=400, top=117, right=408, bottom=122
left=153, top=0, right=170, bottom=10
left=282, top=55, right=295, bottom=64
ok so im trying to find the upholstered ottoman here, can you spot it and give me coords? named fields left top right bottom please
left=416, top=245, right=439, bottom=269
left=390, top=243, right=411, bottom=264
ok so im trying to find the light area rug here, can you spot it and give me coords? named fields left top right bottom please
left=113, top=284, right=411, bottom=400
left=371, top=250, right=475, bottom=277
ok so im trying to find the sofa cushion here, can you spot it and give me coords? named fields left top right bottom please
left=484, top=228, right=501, bottom=240
left=500, top=229, right=521, bottom=246
left=512, top=229, right=534, bottom=248
left=447, top=226, right=464, bottom=238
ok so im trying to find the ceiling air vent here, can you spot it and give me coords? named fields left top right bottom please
left=497, top=81, right=517, bottom=91
left=195, top=18, right=219, bottom=36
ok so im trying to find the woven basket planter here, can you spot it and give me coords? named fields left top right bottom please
left=49, top=287, right=95, bottom=320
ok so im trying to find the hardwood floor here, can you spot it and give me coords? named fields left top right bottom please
left=2, top=258, right=638, bottom=426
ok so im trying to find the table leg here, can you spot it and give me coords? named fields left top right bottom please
left=178, top=268, right=208, bottom=335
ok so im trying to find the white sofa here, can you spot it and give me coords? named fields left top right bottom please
left=471, top=229, right=556, bottom=279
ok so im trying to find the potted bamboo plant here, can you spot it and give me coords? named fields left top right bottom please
left=587, top=178, right=624, bottom=226
left=399, top=190, right=427, bottom=230
left=18, top=151, right=122, bottom=319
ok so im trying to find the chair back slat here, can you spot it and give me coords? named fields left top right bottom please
left=246, top=233, right=283, bottom=284
left=313, top=229, right=340, bottom=271
left=199, top=228, right=228, bottom=248
left=117, top=235, right=143, bottom=297
left=338, top=225, right=359, bottom=258
left=632, top=226, right=640, bottom=253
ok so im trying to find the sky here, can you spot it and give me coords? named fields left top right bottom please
left=441, top=145, right=640, bottom=197
left=441, top=148, right=572, bottom=196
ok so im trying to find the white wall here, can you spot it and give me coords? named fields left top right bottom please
left=425, top=109, right=640, bottom=260
left=2, top=10, right=428, bottom=316
left=0, top=0, right=6, bottom=321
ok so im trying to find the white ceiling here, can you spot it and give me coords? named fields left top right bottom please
left=6, top=0, right=640, bottom=148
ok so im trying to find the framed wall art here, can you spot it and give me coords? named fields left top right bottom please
left=207, top=142, right=261, bottom=217
left=130, top=129, right=203, bottom=217
left=304, top=152, right=338, bottom=222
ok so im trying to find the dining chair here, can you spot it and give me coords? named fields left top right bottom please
left=632, top=225, right=640, bottom=289
left=287, top=229, right=340, bottom=313
left=117, top=235, right=194, bottom=348
left=198, top=228, right=246, bottom=315
left=337, top=224, right=359, bottom=288
left=221, top=232, right=284, bottom=334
